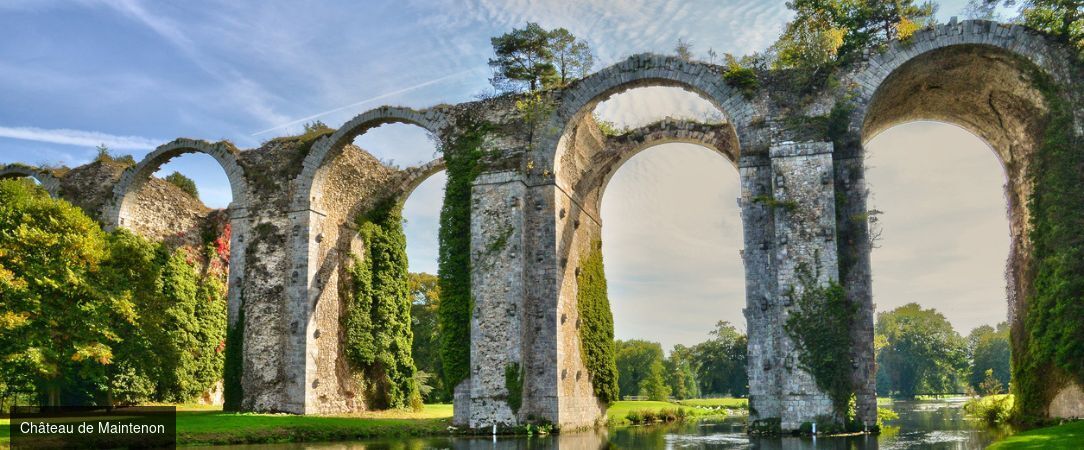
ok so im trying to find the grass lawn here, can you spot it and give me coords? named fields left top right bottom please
left=989, top=420, right=1084, bottom=449
left=675, top=398, right=748, bottom=408
left=607, top=399, right=746, bottom=425
left=0, top=404, right=455, bottom=447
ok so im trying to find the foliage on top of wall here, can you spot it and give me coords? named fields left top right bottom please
left=438, top=116, right=490, bottom=393
left=576, top=240, right=620, bottom=404
left=344, top=199, right=420, bottom=410
left=784, top=263, right=857, bottom=422
left=1012, top=64, right=1084, bottom=422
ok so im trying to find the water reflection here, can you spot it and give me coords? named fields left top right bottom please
left=191, top=399, right=1012, bottom=449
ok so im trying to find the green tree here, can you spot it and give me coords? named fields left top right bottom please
left=690, top=321, right=748, bottom=397
left=547, top=27, right=594, bottom=88
left=489, top=23, right=594, bottom=92
left=165, top=172, right=200, bottom=200
left=614, top=339, right=665, bottom=399
left=875, top=303, right=968, bottom=398
left=639, top=359, right=671, bottom=401
left=0, top=179, right=121, bottom=406
left=408, top=272, right=447, bottom=402
left=967, top=322, right=1011, bottom=394
left=664, top=346, right=700, bottom=400
left=774, top=0, right=936, bottom=71
left=489, top=22, right=557, bottom=92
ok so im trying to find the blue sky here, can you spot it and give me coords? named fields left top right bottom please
left=1, top=0, right=1008, bottom=350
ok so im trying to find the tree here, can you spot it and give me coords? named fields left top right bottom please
left=614, top=339, right=666, bottom=399
left=665, top=346, right=699, bottom=400
left=165, top=172, right=199, bottom=200
left=1018, top=0, right=1083, bottom=53
left=547, top=27, right=594, bottom=88
left=0, top=179, right=119, bottom=406
left=489, top=23, right=594, bottom=92
left=773, top=0, right=936, bottom=71
left=967, top=322, right=1011, bottom=394
left=639, top=359, right=671, bottom=401
left=875, top=303, right=968, bottom=398
left=408, top=272, right=447, bottom=402
left=489, top=22, right=557, bottom=92
left=690, top=321, right=748, bottom=397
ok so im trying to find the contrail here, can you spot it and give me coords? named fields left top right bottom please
left=251, top=68, right=477, bottom=136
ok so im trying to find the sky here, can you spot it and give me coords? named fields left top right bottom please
left=0, top=0, right=1009, bottom=350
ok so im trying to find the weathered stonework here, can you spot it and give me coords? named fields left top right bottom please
left=3, top=19, right=1081, bottom=432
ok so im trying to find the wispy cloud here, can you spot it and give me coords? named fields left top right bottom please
left=0, top=126, right=161, bottom=150
left=251, top=68, right=479, bottom=136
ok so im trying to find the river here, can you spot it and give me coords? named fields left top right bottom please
left=192, top=398, right=1015, bottom=449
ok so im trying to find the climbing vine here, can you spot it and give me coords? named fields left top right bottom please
left=504, top=362, right=524, bottom=414
left=343, top=199, right=420, bottom=409
left=1013, top=64, right=1084, bottom=422
left=783, top=263, right=857, bottom=422
left=222, top=301, right=244, bottom=411
left=576, top=240, right=620, bottom=404
left=437, top=116, right=490, bottom=393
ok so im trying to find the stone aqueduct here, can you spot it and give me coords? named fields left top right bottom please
left=3, top=20, right=1082, bottom=431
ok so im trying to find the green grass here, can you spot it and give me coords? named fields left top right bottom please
left=606, top=399, right=746, bottom=426
left=0, top=404, right=455, bottom=447
left=989, top=420, right=1084, bottom=449
left=674, top=398, right=748, bottom=408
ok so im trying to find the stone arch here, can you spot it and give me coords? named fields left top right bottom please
left=843, top=20, right=1082, bottom=419
left=587, top=120, right=738, bottom=213
left=537, top=53, right=762, bottom=198
left=0, top=164, right=61, bottom=197
left=106, top=138, right=251, bottom=327
left=393, top=157, right=446, bottom=204
left=284, top=106, right=449, bottom=415
left=292, top=106, right=449, bottom=214
left=106, top=138, right=250, bottom=229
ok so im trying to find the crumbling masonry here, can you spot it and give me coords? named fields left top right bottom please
left=3, top=20, right=1082, bottom=431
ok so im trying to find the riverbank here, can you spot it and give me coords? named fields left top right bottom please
left=989, top=420, right=1084, bottom=449
left=0, top=400, right=748, bottom=447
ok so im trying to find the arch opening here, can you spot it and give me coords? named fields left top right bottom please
left=601, top=142, right=747, bottom=399
left=864, top=121, right=1012, bottom=397
left=298, top=110, right=448, bottom=414
left=857, top=42, right=1070, bottom=411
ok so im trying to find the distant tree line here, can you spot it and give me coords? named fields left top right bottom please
left=875, top=302, right=1011, bottom=398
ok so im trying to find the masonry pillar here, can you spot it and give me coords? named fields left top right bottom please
left=739, top=153, right=781, bottom=424
left=769, top=141, right=840, bottom=430
left=466, top=171, right=529, bottom=428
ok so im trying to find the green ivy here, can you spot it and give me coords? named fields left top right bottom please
left=504, top=362, right=524, bottom=414
left=576, top=240, right=620, bottom=404
left=1013, top=65, right=1084, bottom=422
left=222, top=302, right=244, bottom=411
left=343, top=200, right=420, bottom=409
left=438, top=117, right=489, bottom=392
left=783, top=263, right=857, bottom=421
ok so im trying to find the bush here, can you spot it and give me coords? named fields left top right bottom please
left=164, top=172, right=199, bottom=200
left=964, top=394, right=1015, bottom=426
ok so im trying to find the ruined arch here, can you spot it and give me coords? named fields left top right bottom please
left=843, top=20, right=1083, bottom=418
left=0, top=164, right=61, bottom=198
left=106, top=138, right=250, bottom=230
left=537, top=53, right=761, bottom=197
left=105, top=138, right=251, bottom=327
left=284, top=106, right=449, bottom=414
left=586, top=120, right=738, bottom=213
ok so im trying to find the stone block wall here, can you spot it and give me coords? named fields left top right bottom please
left=467, top=171, right=528, bottom=428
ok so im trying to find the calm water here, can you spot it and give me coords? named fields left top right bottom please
left=191, top=398, right=1015, bottom=449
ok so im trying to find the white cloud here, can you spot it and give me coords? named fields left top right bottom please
left=0, top=126, right=161, bottom=150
